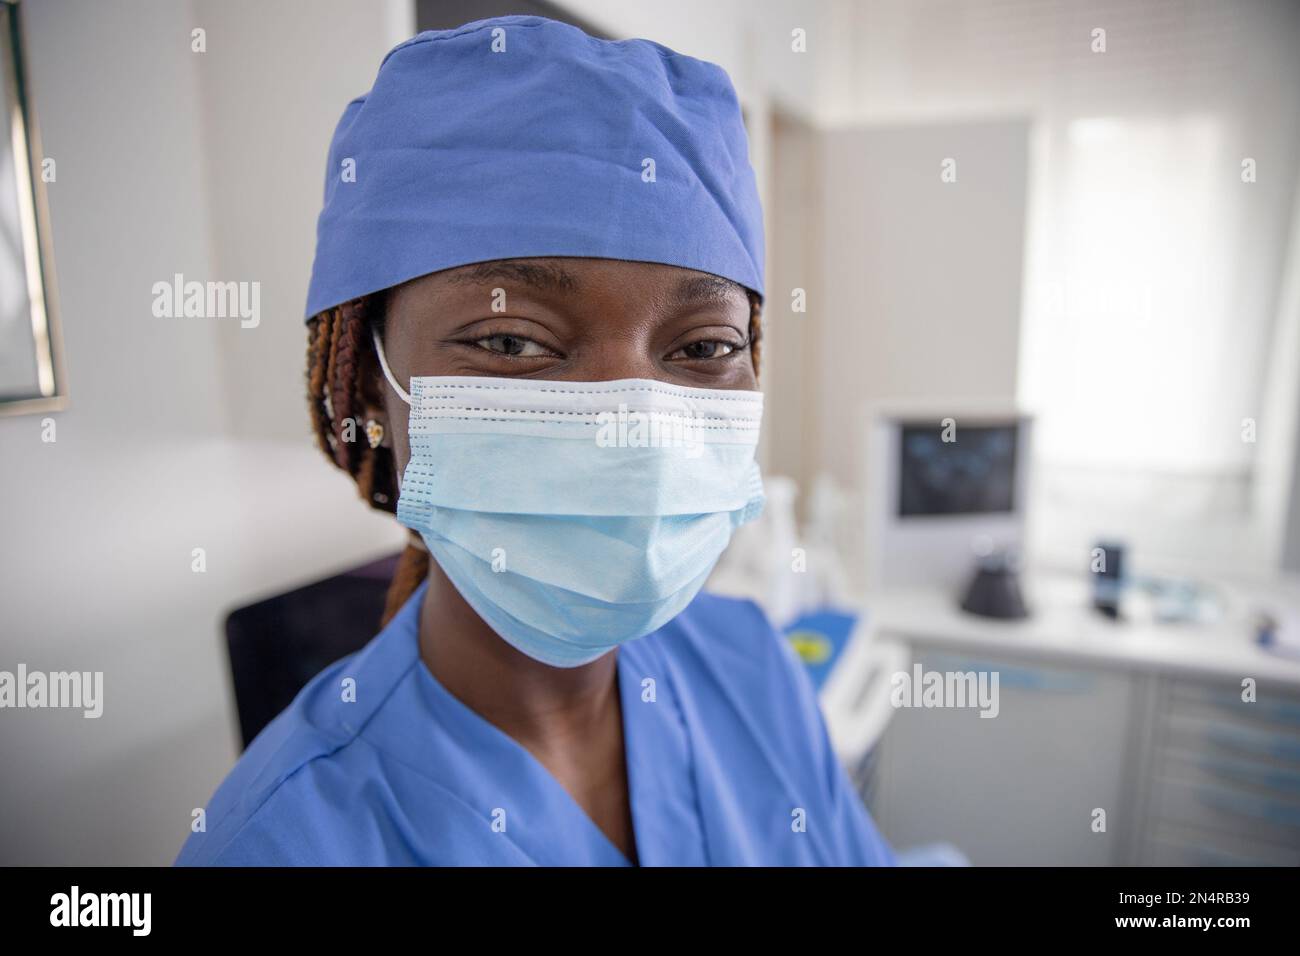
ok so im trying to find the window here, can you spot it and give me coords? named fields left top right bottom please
left=1020, top=113, right=1289, bottom=572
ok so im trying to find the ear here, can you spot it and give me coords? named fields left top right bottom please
left=355, top=328, right=393, bottom=449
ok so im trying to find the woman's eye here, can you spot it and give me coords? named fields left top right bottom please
left=670, top=340, right=737, bottom=360
left=473, top=334, right=550, bottom=358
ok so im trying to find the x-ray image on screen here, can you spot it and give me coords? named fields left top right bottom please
left=898, top=423, right=1019, bottom=517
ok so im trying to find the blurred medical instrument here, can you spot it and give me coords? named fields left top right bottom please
left=708, top=473, right=845, bottom=626
left=1091, top=540, right=1125, bottom=619
left=959, top=545, right=1029, bottom=620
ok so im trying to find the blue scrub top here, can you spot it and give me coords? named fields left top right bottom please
left=176, top=580, right=897, bottom=866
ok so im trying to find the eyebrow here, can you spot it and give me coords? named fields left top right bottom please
left=670, top=273, right=748, bottom=309
left=445, top=261, right=748, bottom=310
left=446, top=261, right=580, bottom=293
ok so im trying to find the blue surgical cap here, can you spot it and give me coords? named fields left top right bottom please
left=304, top=15, right=765, bottom=320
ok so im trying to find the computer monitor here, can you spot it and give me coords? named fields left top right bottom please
left=898, top=422, right=1020, bottom=517
left=866, top=405, right=1032, bottom=591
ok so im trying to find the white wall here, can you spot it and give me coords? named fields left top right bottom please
left=0, top=0, right=221, bottom=867
left=560, top=0, right=827, bottom=120
left=197, top=0, right=414, bottom=440
left=815, top=120, right=1030, bottom=484
left=764, top=113, right=822, bottom=501
left=0, top=0, right=409, bottom=864
left=9, top=0, right=223, bottom=442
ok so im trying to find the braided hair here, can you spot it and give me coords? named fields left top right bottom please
left=305, top=283, right=764, bottom=627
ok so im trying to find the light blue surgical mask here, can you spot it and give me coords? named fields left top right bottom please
left=373, top=328, right=765, bottom=667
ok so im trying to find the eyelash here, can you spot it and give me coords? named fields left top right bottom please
left=469, top=333, right=555, bottom=359
left=667, top=338, right=747, bottom=362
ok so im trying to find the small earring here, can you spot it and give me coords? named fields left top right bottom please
left=364, top=419, right=385, bottom=449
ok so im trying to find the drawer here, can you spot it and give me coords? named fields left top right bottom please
left=1158, top=745, right=1300, bottom=797
left=1164, top=680, right=1300, bottom=733
left=1139, top=821, right=1300, bottom=866
left=1147, top=774, right=1300, bottom=848
left=1161, top=713, right=1300, bottom=769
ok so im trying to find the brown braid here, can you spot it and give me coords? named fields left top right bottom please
left=306, top=286, right=764, bottom=627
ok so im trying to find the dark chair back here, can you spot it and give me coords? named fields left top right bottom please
left=224, top=553, right=399, bottom=749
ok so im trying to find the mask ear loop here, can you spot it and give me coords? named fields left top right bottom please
left=370, top=325, right=412, bottom=499
left=371, top=326, right=412, bottom=405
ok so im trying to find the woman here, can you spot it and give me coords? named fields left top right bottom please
left=176, top=14, right=895, bottom=866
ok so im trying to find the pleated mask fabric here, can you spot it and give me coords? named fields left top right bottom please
left=378, top=359, right=766, bottom=667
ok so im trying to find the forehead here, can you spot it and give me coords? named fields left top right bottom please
left=388, top=257, right=750, bottom=310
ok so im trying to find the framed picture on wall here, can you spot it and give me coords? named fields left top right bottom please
left=0, top=0, right=65, bottom=415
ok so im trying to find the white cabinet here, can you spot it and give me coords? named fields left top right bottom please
left=862, top=618, right=1300, bottom=865
left=873, top=644, right=1133, bottom=865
